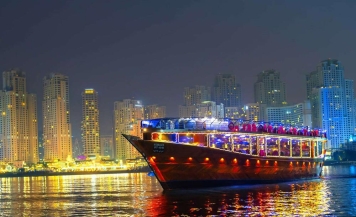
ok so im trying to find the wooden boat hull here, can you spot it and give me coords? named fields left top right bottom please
left=124, top=135, right=324, bottom=190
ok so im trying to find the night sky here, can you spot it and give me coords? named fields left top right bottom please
left=1, top=0, right=356, bottom=138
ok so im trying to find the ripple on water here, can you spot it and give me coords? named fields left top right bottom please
left=0, top=166, right=356, bottom=216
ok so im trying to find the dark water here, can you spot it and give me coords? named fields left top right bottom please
left=0, top=165, right=356, bottom=216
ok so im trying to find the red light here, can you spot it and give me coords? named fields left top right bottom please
left=152, top=156, right=156, bottom=160
left=233, top=158, right=237, bottom=164
left=188, top=157, right=192, bottom=161
left=205, top=158, right=209, bottom=161
left=170, top=157, right=174, bottom=161
left=274, top=161, right=277, bottom=166
left=266, top=160, right=269, bottom=164
left=220, top=158, right=224, bottom=163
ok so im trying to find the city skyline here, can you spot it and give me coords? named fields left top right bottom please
left=1, top=1, right=356, bottom=138
left=0, top=57, right=354, bottom=139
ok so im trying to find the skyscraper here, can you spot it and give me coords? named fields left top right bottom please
left=244, top=103, right=260, bottom=121
left=254, top=70, right=287, bottom=106
left=0, top=69, right=38, bottom=163
left=100, top=135, right=114, bottom=158
left=179, top=85, right=211, bottom=118
left=81, top=88, right=100, bottom=157
left=306, top=70, right=321, bottom=100
left=144, top=104, right=166, bottom=119
left=183, top=85, right=211, bottom=106
left=307, top=59, right=356, bottom=149
left=224, top=107, right=246, bottom=119
left=113, top=99, right=143, bottom=162
left=42, top=73, right=72, bottom=161
left=265, top=101, right=311, bottom=126
left=179, top=101, right=224, bottom=118
left=212, top=74, right=241, bottom=107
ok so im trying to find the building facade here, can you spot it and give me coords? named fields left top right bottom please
left=224, top=107, right=246, bottom=120
left=42, top=73, right=72, bottom=161
left=212, top=74, right=241, bottom=107
left=245, top=103, right=260, bottom=122
left=0, top=69, right=38, bottom=163
left=266, top=101, right=311, bottom=127
left=179, top=101, right=224, bottom=118
left=184, top=85, right=211, bottom=106
left=254, top=70, right=287, bottom=106
left=113, top=99, right=144, bottom=163
left=100, top=135, right=114, bottom=158
left=81, top=88, right=100, bottom=156
left=144, top=104, right=166, bottom=119
left=307, top=59, right=356, bottom=149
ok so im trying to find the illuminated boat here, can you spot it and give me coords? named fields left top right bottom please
left=123, top=118, right=327, bottom=190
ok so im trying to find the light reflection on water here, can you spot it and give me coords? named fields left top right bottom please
left=0, top=166, right=355, bottom=216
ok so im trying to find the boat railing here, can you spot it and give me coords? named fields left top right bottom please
left=141, top=117, right=327, bottom=139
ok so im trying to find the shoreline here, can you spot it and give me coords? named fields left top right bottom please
left=0, top=167, right=151, bottom=178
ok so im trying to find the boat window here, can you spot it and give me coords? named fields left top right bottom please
left=301, top=140, right=310, bottom=157
left=193, top=134, right=207, bottom=146
left=280, top=139, right=290, bottom=156
left=258, top=137, right=266, bottom=156
left=292, top=140, right=301, bottom=157
left=178, top=133, right=194, bottom=144
left=313, top=141, right=318, bottom=157
left=266, top=137, right=279, bottom=156
left=159, top=133, right=177, bottom=142
left=209, top=134, right=231, bottom=150
left=152, top=133, right=159, bottom=141
left=251, top=136, right=257, bottom=156
left=317, top=141, right=323, bottom=156
left=232, top=135, right=250, bottom=154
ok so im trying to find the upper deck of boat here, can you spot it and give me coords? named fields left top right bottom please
left=142, top=118, right=327, bottom=141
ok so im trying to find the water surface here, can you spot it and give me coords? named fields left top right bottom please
left=0, top=165, right=355, bottom=216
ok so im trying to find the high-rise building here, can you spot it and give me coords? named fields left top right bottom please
left=212, top=74, right=241, bottom=107
left=184, top=85, right=211, bottom=106
left=179, top=101, right=224, bottom=118
left=144, top=104, right=166, bottom=119
left=0, top=69, right=38, bottom=163
left=72, top=137, right=83, bottom=158
left=38, top=132, right=44, bottom=161
left=224, top=107, right=246, bottom=120
left=100, top=135, right=114, bottom=158
left=42, top=73, right=72, bottom=161
left=180, top=85, right=212, bottom=118
left=245, top=103, right=260, bottom=121
left=81, top=88, right=100, bottom=156
left=307, top=59, right=356, bottom=149
left=306, top=70, right=321, bottom=100
left=254, top=70, right=287, bottom=106
left=266, top=101, right=311, bottom=126
left=113, top=99, right=144, bottom=162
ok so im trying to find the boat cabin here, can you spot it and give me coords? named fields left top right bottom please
left=142, top=118, right=327, bottom=159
